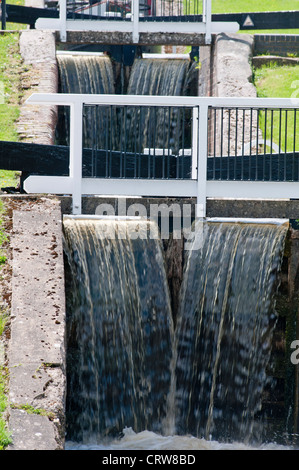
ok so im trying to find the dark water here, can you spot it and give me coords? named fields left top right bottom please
left=63, top=218, right=289, bottom=447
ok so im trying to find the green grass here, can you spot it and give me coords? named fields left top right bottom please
left=185, top=0, right=299, bottom=34
left=0, top=0, right=26, bottom=188
left=0, top=367, right=11, bottom=450
left=0, top=32, right=23, bottom=188
left=0, top=200, right=11, bottom=450
left=186, top=0, right=299, bottom=15
left=211, top=0, right=298, bottom=13
left=254, top=63, right=299, bottom=152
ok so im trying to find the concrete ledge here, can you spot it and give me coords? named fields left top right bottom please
left=252, top=55, right=299, bottom=68
left=57, top=195, right=299, bottom=220
left=7, top=197, right=66, bottom=450
left=58, top=30, right=210, bottom=46
left=2, top=195, right=299, bottom=220
left=213, top=32, right=256, bottom=98
left=8, top=409, right=58, bottom=451
left=18, top=30, right=58, bottom=145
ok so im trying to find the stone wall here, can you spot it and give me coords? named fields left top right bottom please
left=7, top=197, right=66, bottom=450
left=4, top=31, right=66, bottom=450
left=17, top=30, right=58, bottom=145
left=202, top=33, right=260, bottom=156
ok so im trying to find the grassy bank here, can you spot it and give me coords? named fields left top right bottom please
left=254, top=63, right=299, bottom=152
left=185, top=0, right=299, bottom=33
left=0, top=200, right=11, bottom=450
left=0, top=32, right=23, bottom=188
left=212, top=0, right=297, bottom=13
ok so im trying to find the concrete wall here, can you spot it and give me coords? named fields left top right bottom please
left=17, top=30, right=58, bottom=145
left=7, top=197, right=66, bottom=450
left=3, top=31, right=65, bottom=451
left=199, top=33, right=261, bottom=156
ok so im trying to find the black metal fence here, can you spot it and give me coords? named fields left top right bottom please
left=80, top=103, right=193, bottom=179
left=207, top=106, right=299, bottom=182
left=59, top=103, right=299, bottom=183
left=66, top=0, right=204, bottom=20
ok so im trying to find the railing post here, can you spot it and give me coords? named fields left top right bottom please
left=1, top=0, right=7, bottom=30
left=196, top=103, right=209, bottom=218
left=192, top=107, right=199, bottom=180
left=131, top=0, right=139, bottom=43
left=69, top=100, right=83, bottom=215
left=203, top=0, right=212, bottom=45
left=59, top=0, right=67, bottom=42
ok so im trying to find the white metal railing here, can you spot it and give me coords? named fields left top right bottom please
left=24, top=93, right=299, bottom=217
left=34, top=0, right=239, bottom=43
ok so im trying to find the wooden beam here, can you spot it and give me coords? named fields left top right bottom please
left=1, top=141, right=299, bottom=181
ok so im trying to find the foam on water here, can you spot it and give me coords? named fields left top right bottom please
left=65, top=427, right=293, bottom=451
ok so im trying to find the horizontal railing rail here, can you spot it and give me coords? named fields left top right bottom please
left=34, top=0, right=239, bottom=43
left=24, top=93, right=299, bottom=217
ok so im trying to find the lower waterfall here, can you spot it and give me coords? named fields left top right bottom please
left=63, top=217, right=290, bottom=449
left=174, top=221, right=288, bottom=444
left=63, top=217, right=174, bottom=443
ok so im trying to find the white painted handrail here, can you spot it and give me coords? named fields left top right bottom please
left=24, top=93, right=299, bottom=217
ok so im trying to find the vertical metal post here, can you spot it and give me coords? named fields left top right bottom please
left=131, top=0, right=139, bottom=43
left=59, top=0, right=67, bottom=42
left=1, top=0, right=6, bottom=30
left=192, top=107, right=199, bottom=180
left=203, top=0, right=212, bottom=45
left=69, top=100, right=83, bottom=215
left=196, top=103, right=209, bottom=218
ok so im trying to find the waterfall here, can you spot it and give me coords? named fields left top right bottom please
left=63, top=217, right=288, bottom=446
left=127, top=58, right=192, bottom=96
left=174, top=221, right=288, bottom=443
left=63, top=217, right=174, bottom=443
left=125, top=58, right=197, bottom=154
left=57, top=54, right=115, bottom=95
left=56, top=55, right=198, bottom=159
left=56, top=54, right=117, bottom=149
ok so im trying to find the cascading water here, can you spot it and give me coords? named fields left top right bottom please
left=125, top=58, right=197, bottom=154
left=63, top=217, right=291, bottom=450
left=56, top=54, right=117, bottom=149
left=174, top=221, right=288, bottom=444
left=57, top=54, right=115, bottom=95
left=127, top=58, right=196, bottom=96
left=63, top=217, right=174, bottom=443
left=56, top=55, right=198, bottom=156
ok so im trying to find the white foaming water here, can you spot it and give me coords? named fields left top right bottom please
left=65, top=427, right=293, bottom=451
